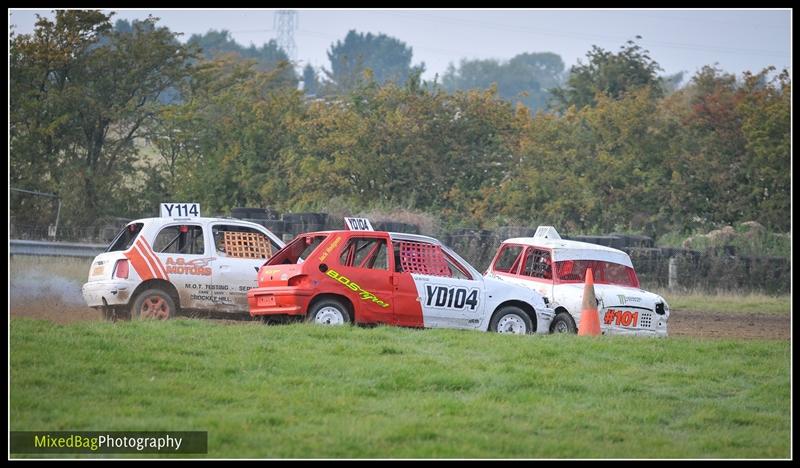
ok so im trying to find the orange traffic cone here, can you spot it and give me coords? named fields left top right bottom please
left=578, top=268, right=601, bottom=336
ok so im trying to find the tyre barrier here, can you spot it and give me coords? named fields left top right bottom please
left=282, top=213, right=329, bottom=235
left=373, top=221, right=420, bottom=234
left=242, top=219, right=286, bottom=237
left=231, top=207, right=280, bottom=220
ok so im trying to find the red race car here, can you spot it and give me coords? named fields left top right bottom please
left=247, top=220, right=555, bottom=334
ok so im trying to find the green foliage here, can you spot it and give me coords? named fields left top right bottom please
left=301, top=64, right=320, bottom=96
left=10, top=10, right=196, bottom=227
left=11, top=319, right=790, bottom=458
left=10, top=26, right=791, bottom=239
left=187, top=29, right=297, bottom=87
left=442, top=52, right=565, bottom=114
left=553, top=38, right=664, bottom=109
left=660, top=66, right=791, bottom=232
left=157, top=56, right=305, bottom=215
left=323, top=30, right=425, bottom=93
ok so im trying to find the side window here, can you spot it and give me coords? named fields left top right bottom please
left=493, top=245, right=524, bottom=274
left=212, top=224, right=279, bottom=260
left=339, top=237, right=388, bottom=270
left=153, top=225, right=204, bottom=255
left=521, top=248, right=552, bottom=279
left=443, top=252, right=473, bottom=280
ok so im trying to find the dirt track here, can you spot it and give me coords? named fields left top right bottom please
left=9, top=302, right=790, bottom=340
left=668, top=309, right=790, bottom=340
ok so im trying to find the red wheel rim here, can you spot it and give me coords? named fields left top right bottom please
left=140, top=295, right=169, bottom=320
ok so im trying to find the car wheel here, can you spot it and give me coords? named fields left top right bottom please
left=131, top=288, right=176, bottom=320
left=550, top=311, right=577, bottom=334
left=307, top=299, right=351, bottom=326
left=490, top=306, right=533, bottom=334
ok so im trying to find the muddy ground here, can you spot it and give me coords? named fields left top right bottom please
left=667, top=310, right=790, bottom=340
left=9, top=301, right=790, bottom=340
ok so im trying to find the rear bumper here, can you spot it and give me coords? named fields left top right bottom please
left=247, top=287, right=314, bottom=317
left=82, top=280, right=137, bottom=307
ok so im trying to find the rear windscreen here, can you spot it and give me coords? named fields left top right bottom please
left=266, top=234, right=328, bottom=265
left=106, top=223, right=143, bottom=252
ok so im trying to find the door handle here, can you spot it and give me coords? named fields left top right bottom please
left=390, top=275, right=399, bottom=286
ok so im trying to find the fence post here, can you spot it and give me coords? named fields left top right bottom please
left=668, top=257, right=678, bottom=291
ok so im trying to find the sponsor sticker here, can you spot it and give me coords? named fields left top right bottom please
left=603, top=309, right=639, bottom=327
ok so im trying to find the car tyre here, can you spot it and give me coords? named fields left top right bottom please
left=550, top=311, right=577, bottom=334
left=307, top=298, right=352, bottom=326
left=490, top=306, right=533, bottom=334
left=131, top=288, right=176, bottom=320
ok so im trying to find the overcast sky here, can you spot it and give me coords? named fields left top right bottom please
left=9, top=8, right=792, bottom=85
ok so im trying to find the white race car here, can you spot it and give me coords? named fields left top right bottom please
left=485, top=226, right=669, bottom=337
left=82, top=203, right=284, bottom=320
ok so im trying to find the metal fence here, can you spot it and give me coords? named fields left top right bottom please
left=9, top=240, right=107, bottom=258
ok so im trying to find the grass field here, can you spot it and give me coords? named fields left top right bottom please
left=10, top=318, right=790, bottom=459
left=655, top=290, right=791, bottom=315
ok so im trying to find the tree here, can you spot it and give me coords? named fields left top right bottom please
left=161, top=56, right=305, bottom=214
left=302, top=64, right=320, bottom=96
left=660, top=71, right=685, bottom=95
left=323, top=30, right=425, bottom=93
left=552, top=38, right=663, bottom=110
left=661, top=66, right=791, bottom=232
left=441, top=52, right=565, bottom=114
left=10, top=10, right=196, bottom=227
left=736, top=68, right=790, bottom=231
left=187, top=30, right=297, bottom=88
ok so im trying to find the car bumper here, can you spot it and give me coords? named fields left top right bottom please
left=82, top=280, right=137, bottom=308
left=603, top=324, right=668, bottom=337
left=535, top=307, right=556, bottom=334
left=247, top=287, right=314, bottom=317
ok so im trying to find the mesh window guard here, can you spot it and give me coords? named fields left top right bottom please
left=223, top=231, right=273, bottom=259
left=399, top=241, right=451, bottom=277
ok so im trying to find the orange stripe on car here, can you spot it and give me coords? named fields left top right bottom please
left=135, top=241, right=163, bottom=280
left=137, top=238, right=169, bottom=280
left=125, top=245, right=155, bottom=280
left=141, top=238, right=169, bottom=279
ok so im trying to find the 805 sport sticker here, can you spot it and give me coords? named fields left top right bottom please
left=425, top=285, right=479, bottom=310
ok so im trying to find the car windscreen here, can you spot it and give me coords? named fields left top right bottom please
left=106, top=223, right=143, bottom=252
left=554, top=260, right=639, bottom=287
left=266, top=234, right=328, bottom=265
